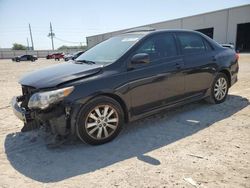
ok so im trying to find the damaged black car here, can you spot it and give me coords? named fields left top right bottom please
left=11, top=29, right=239, bottom=145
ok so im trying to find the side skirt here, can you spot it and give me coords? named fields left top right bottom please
left=129, top=92, right=207, bottom=122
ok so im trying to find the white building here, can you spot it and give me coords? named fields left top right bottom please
left=86, top=4, right=250, bottom=52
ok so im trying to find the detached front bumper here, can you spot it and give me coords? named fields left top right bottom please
left=11, top=96, right=28, bottom=123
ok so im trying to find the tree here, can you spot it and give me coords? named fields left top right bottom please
left=57, top=45, right=87, bottom=51
left=12, top=43, right=27, bottom=50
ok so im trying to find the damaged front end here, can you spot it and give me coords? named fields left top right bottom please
left=11, top=85, right=74, bottom=136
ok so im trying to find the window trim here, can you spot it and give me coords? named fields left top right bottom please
left=127, top=32, right=179, bottom=67
left=202, top=38, right=214, bottom=51
left=176, top=32, right=208, bottom=55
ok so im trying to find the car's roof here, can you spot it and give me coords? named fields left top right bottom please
left=125, top=29, right=202, bottom=35
left=121, top=28, right=222, bottom=49
left=120, top=29, right=208, bottom=40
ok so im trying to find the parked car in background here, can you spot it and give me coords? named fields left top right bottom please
left=46, top=53, right=55, bottom=59
left=64, top=51, right=84, bottom=61
left=46, top=53, right=64, bottom=60
left=63, top=53, right=72, bottom=61
left=12, top=55, right=37, bottom=62
left=53, top=53, right=64, bottom=60
left=12, top=29, right=239, bottom=145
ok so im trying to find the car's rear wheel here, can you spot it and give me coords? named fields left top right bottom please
left=206, top=73, right=229, bottom=104
left=76, top=96, right=124, bottom=145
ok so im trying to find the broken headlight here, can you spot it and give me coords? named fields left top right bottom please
left=28, top=86, right=74, bottom=110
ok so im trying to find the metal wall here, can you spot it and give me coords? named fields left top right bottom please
left=86, top=4, right=250, bottom=48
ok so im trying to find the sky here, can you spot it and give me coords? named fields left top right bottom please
left=0, top=0, right=249, bottom=50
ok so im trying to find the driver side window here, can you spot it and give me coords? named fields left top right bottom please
left=135, top=33, right=177, bottom=63
left=21, top=55, right=27, bottom=60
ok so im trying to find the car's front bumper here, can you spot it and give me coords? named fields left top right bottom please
left=11, top=96, right=71, bottom=135
left=11, top=96, right=27, bottom=122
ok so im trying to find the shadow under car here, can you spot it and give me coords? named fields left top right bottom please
left=4, top=95, right=249, bottom=183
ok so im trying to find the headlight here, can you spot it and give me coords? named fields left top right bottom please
left=28, top=86, right=74, bottom=110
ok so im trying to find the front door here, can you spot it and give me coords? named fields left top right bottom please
left=127, top=33, right=185, bottom=116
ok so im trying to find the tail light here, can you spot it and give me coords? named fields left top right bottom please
left=235, top=53, right=239, bottom=61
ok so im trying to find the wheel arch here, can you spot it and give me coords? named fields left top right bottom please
left=219, top=69, right=231, bottom=87
left=96, top=93, right=129, bottom=123
left=75, top=92, right=129, bottom=123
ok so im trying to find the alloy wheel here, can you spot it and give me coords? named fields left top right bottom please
left=214, top=77, right=228, bottom=101
left=85, top=105, right=119, bottom=140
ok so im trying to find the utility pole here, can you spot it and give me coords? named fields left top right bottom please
left=29, top=23, right=34, bottom=50
left=48, top=22, right=55, bottom=50
left=26, top=38, right=30, bottom=50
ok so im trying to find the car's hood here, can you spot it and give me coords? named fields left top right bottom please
left=19, top=62, right=102, bottom=88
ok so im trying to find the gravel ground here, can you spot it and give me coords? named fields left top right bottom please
left=0, top=56, right=249, bottom=188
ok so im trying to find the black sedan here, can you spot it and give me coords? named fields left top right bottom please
left=12, top=55, right=37, bottom=62
left=12, top=29, right=239, bottom=145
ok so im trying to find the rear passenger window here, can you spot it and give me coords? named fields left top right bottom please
left=203, top=39, right=213, bottom=51
left=178, top=33, right=206, bottom=54
left=135, top=34, right=177, bottom=63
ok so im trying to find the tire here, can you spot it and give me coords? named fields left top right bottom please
left=76, top=96, right=124, bottom=145
left=206, top=73, right=229, bottom=104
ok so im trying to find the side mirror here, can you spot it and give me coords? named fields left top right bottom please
left=131, top=53, right=150, bottom=65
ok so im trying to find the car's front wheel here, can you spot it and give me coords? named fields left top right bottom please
left=76, top=96, right=124, bottom=145
left=206, top=73, right=229, bottom=104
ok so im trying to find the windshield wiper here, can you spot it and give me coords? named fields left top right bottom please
left=75, top=59, right=96, bottom=65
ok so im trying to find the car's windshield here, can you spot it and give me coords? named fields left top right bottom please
left=76, top=34, right=144, bottom=65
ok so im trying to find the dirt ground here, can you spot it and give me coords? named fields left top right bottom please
left=0, top=55, right=249, bottom=188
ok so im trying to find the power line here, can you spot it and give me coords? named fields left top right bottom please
left=54, top=36, right=86, bottom=44
left=1, top=23, right=90, bottom=48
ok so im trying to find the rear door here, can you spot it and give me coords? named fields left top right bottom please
left=176, top=32, right=215, bottom=96
left=127, top=33, right=185, bottom=116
